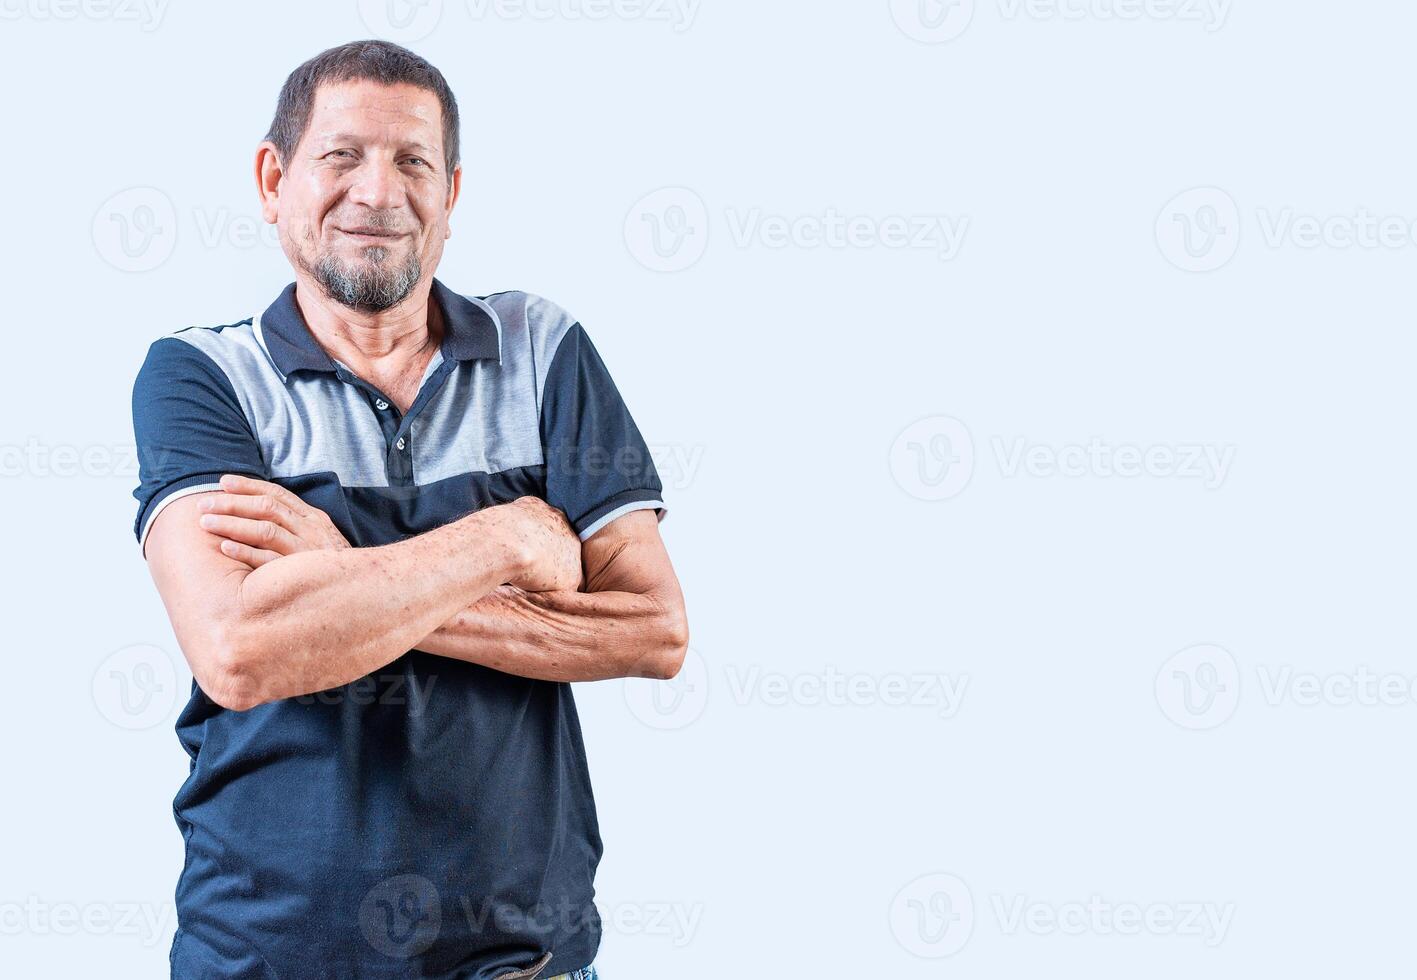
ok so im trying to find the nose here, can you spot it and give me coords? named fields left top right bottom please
left=344, top=155, right=405, bottom=212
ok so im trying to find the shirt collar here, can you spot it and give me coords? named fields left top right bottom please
left=257, top=277, right=502, bottom=380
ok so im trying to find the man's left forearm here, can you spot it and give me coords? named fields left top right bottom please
left=418, top=585, right=689, bottom=682
left=196, top=482, right=688, bottom=684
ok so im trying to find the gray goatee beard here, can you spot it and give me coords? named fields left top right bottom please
left=309, top=247, right=422, bottom=313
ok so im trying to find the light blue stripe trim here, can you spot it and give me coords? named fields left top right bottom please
left=138, top=482, right=223, bottom=555
left=578, top=498, right=666, bottom=540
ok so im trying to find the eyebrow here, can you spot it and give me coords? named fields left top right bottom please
left=314, top=133, right=439, bottom=155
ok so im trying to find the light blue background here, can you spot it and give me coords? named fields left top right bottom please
left=1, top=0, right=1413, bottom=976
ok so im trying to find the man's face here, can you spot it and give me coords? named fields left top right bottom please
left=264, top=79, right=458, bottom=313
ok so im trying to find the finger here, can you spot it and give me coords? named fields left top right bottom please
left=217, top=538, right=282, bottom=568
left=218, top=473, right=280, bottom=495
left=199, top=514, right=303, bottom=555
left=220, top=474, right=314, bottom=517
left=201, top=491, right=301, bottom=531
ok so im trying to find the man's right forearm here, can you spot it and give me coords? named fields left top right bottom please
left=211, top=508, right=525, bottom=710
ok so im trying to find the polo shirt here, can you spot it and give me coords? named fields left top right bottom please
left=130, top=278, right=665, bottom=979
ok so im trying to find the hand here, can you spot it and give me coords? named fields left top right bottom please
left=492, top=496, right=583, bottom=593
left=198, top=474, right=351, bottom=568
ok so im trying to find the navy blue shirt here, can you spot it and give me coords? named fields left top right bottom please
left=131, top=280, right=665, bottom=979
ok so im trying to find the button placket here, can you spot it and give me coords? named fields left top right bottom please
left=333, top=364, right=420, bottom=486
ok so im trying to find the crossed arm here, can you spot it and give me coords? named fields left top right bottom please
left=144, top=475, right=689, bottom=711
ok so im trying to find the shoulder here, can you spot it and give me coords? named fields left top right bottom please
left=134, top=319, right=262, bottom=403
left=140, top=318, right=260, bottom=364
left=473, top=290, right=593, bottom=397
left=477, top=289, right=583, bottom=348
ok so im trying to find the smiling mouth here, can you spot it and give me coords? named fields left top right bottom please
left=337, top=227, right=407, bottom=241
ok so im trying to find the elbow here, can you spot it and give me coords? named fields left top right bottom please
left=642, top=605, right=690, bottom=681
left=206, top=676, right=264, bottom=713
left=198, top=624, right=271, bottom=712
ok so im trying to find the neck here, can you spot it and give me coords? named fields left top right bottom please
left=292, top=275, right=443, bottom=375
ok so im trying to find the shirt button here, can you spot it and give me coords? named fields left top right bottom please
left=395, top=437, right=406, bottom=451
left=374, top=399, right=390, bottom=411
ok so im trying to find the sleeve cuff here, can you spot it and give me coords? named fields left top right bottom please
left=575, top=489, right=667, bottom=540
left=136, top=475, right=228, bottom=555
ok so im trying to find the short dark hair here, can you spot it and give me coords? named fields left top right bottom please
left=264, top=39, right=460, bottom=181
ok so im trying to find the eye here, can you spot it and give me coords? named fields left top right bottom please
left=327, top=149, right=356, bottom=160
left=403, top=156, right=429, bottom=168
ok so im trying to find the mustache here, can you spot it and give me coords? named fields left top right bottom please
left=330, top=213, right=413, bottom=234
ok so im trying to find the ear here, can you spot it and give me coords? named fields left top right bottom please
left=255, top=140, right=283, bottom=225
left=444, top=163, right=462, bottom=239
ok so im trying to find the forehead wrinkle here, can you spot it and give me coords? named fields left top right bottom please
left=312, top=83, right=441, bottom=121
left=306, top=99, right=444, bottom=156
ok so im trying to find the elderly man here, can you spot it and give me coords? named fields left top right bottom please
left=131, top=39, right=687, bottom=980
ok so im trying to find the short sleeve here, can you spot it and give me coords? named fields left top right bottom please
left=131, top=336, right=266, bottom=553
left=540, top=321, right=666, bottom=540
